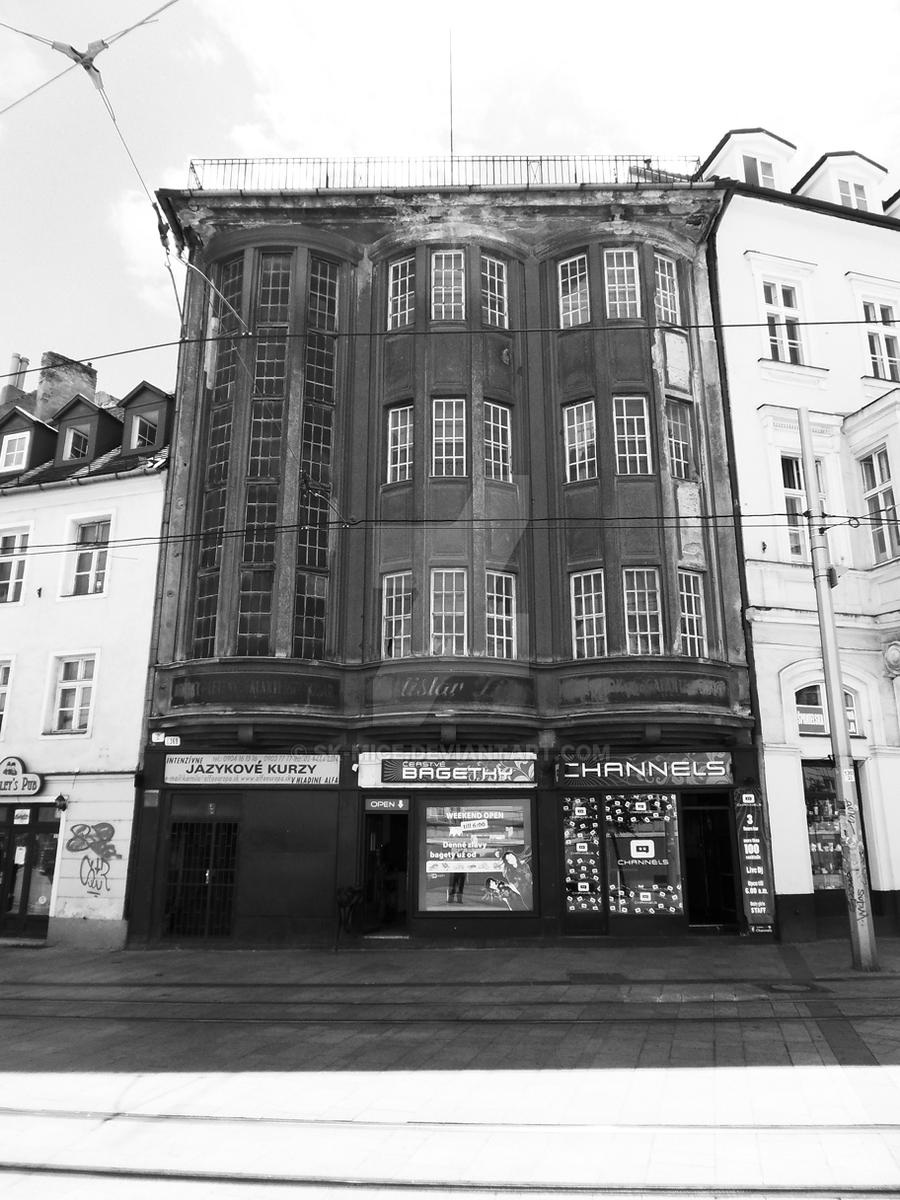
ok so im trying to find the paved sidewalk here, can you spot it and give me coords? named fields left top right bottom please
left=1, top=936, right=900, bottom=1196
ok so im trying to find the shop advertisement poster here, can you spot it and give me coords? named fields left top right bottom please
left=562, top=795, right=603, bottom=914
left=736, top=791, right=775, bottom=931
left=419, top=802, right=533, bottom=912
left=604, top=793, right=683, bottom=916
left=164, top=754, right=341, bottom=786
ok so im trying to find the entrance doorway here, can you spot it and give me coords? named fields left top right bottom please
left=681, top=795, right=738, bottom=927
left=362, top=811, right=408, bottom=931
left=0, top=805, right=60, bottom=939
left=163, top=819, right=239, bottom=938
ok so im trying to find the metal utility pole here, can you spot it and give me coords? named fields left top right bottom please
left=798, top=407, right=878, bottom=970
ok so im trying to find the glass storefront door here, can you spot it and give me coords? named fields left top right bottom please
left=0, top=806, right=60, bottom=938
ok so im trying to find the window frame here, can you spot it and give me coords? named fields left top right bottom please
left=623, top=567, right=663, bottom=655
left=653, top=253, right=681, bottom=326
left=431, top=249, right=466, bottom=321
left=781, top=454, right=825, bottom=560
left=130, top=410, right=161, bottom=450
left=604, top=248, right=641, bottom=320
left=613, top=395, right=653, bottom=475
left=743, top=154, right=775, bottom=188
left=0, top=528, right=29, bottom=605
left=863, top=301, right=900, bottom=382
left=795, top=683, right=860, bottom=736
left=386, top=404, right=414, bottom=484
left=859, top=446, right=900, bottom=562
left=678, top=570, right=708, bottom=658
left=388, top=255, right=416, bottom=330
left=430, top=567, right=468, bottom=656
left=563, top=399, right=597, bottom=483
left=0, top=431, right=29, bottom=472
left=558, top=253, right=590, bottom=329
left=570, top=570, right=607, bottom=659
left=431, top=397, right=467, bottom=477
left=483, top=400, right=512, bottom=482
left=838, top=178, right=868, bottom=211
left=485, top=569, right=517, bottom=659
left=63, top=424, right=91, bottom=461
left=480, top=254, right=509, bottom=329
left=382, top=571, right=413, bottom=660
left=666, top=399, right=693, bottom=480
left=0, top=659, right=11, bottom=736
left=51, top=653, right=96, bottom=735
left=68, top=518, right=111, bottom=597
left=763, top=280, right=804, bottom=365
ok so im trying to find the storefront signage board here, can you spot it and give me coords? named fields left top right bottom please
left=367, top=671, right=534, bottom=707
left=0, top=757, right=42, bottom=797
left=735, top=791, right=775, bottom=931
left=168, top=670, right=340, bottom=709
left=559, top=753, right=732, bottom=787
left=164, top=754, right=340, bottom=786
left=381, top=758, right=534, bottom=786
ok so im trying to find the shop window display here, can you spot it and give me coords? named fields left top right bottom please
left=604, top=793, right=682, bottom=915
left=803, top=762, right=844, bottom=890
left=419, top=802, right=533, bottom=912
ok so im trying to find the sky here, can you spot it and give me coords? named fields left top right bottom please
left=2, top=0, right=900, bottom=400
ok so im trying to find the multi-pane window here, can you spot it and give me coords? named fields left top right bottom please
left=624, top=568, right=663, bottom=655
left=430, top=568, right=467, bottom=655
left=483, top=401, right=512, bottom=482
left=432, top=398, right=466, bottom=476
left=763, top=281, right=803, bottom=364
left=614, top=396, right=652, bottom=474
left=480, top=255, right=508, bottom=328
left=293, top=571, right=327, bottom=659
left=387, top=405, right=413, bottom=483
left=563, top=400, right=597, bottom=482
left=388, top=256, right=415, bottom=329
left=382, top=573, right=413, bottom=659
left=781, top=455, right=825, bottom=559
left=860, top=447, right=900, bottom=562
left=53, top=655, right=95, bottom=733
left=485, top=571, right=516, bottom=659
left=863, top=302, right=900, bottom=381
left=678, top=571, right=708, bottom=657
left=743, top=155, right=775, bottom=188
left=304, top=257, right=339, bottom=403
left=604, top=249, right=641, bottom=319
left=571, top=571, right=606, bottom=658
left=654, top=254, right=681, bottom=325
left=71, top=520, right=110, bottom=596
left=236, top=568, right=273, bottom=656
left=64, top=425, right=90, bottom=460
left=838, top=179, right=868, bottom=210
left=131, top=412, right=159, bottom=449
left=0, top=661, right=9, bottom=733
left=253, top=253, right=291, bottom=397
left=558, top=254, right=590, bottom=328
left=666, top=400, right=693, bottom=479
left=0, top=530, right=28, bottom=603
left=0, top=432, right=29, bottom=472
left=431, top=250, right=465, bottom=320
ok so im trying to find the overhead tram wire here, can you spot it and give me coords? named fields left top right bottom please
left=0, top=2, right=185, bottom=318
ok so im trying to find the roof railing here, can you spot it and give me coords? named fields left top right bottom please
left=186, top=155, right=702, bottom=192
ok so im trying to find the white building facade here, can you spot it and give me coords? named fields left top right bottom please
left=701, top=131, right=900, bottom=938
left=0, top=353, right=170, bottom=948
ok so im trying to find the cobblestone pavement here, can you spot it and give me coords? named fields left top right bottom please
left=1, top=936, right=900, bottom=1196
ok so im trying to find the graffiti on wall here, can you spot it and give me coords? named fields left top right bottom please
left=65, top=823, right=122, bottom=897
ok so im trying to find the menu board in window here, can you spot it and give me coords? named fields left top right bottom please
left=419, top=802, right=533, bottom=913
left=562, top=795, right=602, bottom=914
left=604, top=793, right=683, bottom=916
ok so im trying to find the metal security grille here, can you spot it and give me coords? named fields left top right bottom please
left=163, top=821, right=239, bottom=939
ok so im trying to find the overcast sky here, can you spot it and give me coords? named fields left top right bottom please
left=2, top=0, right=900, bottom=399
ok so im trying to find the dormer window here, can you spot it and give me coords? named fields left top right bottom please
left=838, top=179, right=868, bottom=210
left=131, top=411, right=160, bottom=450
left=63, top=424, right=90, bottom=460
left=0, top=432, right=29, bottom=472
left=743, top=155, right=775, bottom=188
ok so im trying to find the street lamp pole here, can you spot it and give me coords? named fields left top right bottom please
left=798, top=407, right=878, bottom=970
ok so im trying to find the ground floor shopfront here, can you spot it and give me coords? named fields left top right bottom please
left=128, top=743, right=775, bottom=945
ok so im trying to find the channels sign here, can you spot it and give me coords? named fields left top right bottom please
left=164, top=754, right=340, bottom=786
left=0, top=757, right=42, bottom=797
